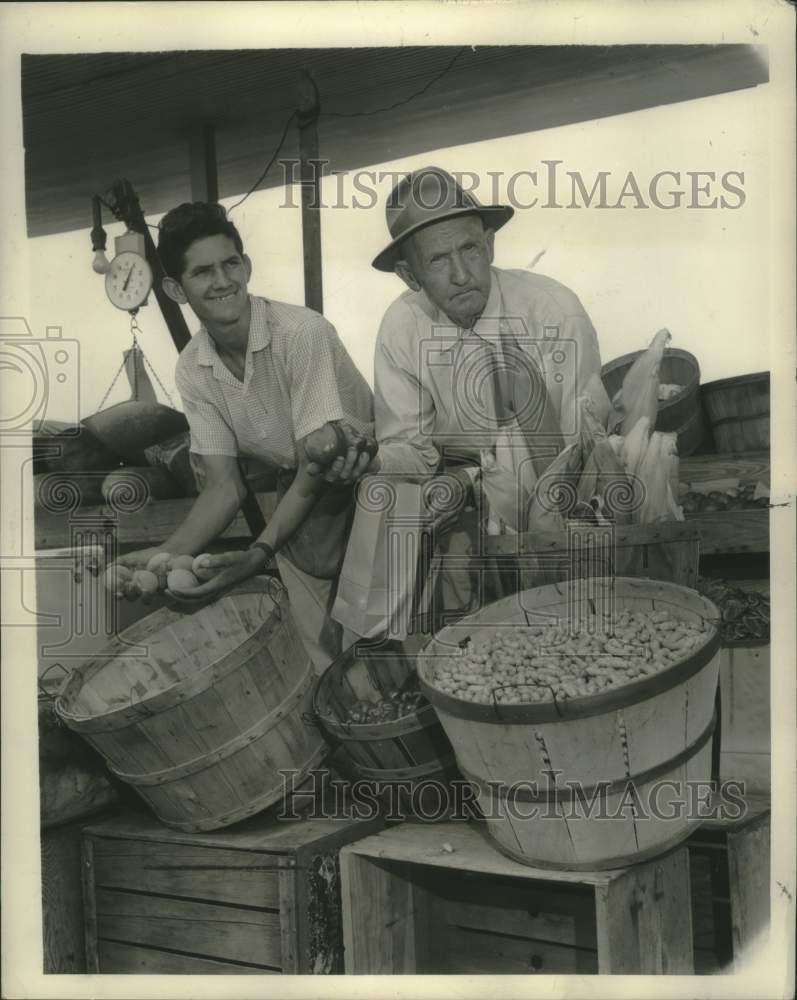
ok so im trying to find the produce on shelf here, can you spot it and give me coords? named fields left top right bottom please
left=680, top=481, right=769, bottom=514
left=427, top=609, right=715, bottom=705
left=613, top=328, right=672, bottom=435
left=697, top=578, right=770, bottom=642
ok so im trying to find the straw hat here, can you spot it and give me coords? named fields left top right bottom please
left=371, top=166, right=514, bottom=272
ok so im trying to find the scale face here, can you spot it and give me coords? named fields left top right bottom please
left=105, top=251, right=153, bottom=311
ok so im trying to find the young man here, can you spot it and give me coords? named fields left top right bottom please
left=121, top=201, right=375, bottom=671
left=370, top=167, right=611, bottom=613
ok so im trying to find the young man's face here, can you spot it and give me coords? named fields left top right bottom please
left=171, top=234, right=252, bottom=331
left=396, top=215, right=495, bottom=329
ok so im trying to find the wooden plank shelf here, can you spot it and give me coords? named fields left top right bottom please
left=680, top=450, right=769, bottom=556
left=35, top=491, right=278, bottom=551
left=33, top=453, right=770, bottom=555
left=679, top=451, right=769, bottom=487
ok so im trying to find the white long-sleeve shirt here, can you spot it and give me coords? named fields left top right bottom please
left=374, top=267, right=610, bottom=477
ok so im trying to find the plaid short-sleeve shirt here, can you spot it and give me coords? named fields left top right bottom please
left=175, top=295, right=374, bottom=469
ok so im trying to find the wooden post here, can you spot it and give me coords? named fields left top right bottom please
left=189, top=123, right=219, bottom=203
left=111, top=179, right=191, bottom=352
left=297, top=71, right=323, bottom=314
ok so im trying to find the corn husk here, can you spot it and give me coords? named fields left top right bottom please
left=480, top=426, right=536, bottom=534
left=621, top=415, right=652, bottom=479
left=617, top=328, right=671, bottom=435
left=637, top=432, right=684, bottom=523
left=526, top=441, right=582, bottom=532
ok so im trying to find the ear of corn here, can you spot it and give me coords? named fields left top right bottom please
left=636, top=431, right=684, bottom=523
left=621, top=415, right=652, bottom=478
left=617, top=328, right=671, bottom=435
left=526, top=441, right=582, bottom=532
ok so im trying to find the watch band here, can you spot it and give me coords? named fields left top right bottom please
left=250, top=541, right=276, bottom=565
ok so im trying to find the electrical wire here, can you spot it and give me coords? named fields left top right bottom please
left=226, top=47, right=468, bottom=213
left=321, top=47, right=468, bottom=119
left=226, top=111, right=298, bottom=214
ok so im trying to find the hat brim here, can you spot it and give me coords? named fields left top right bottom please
left=371, top=205, right=515, bottom=273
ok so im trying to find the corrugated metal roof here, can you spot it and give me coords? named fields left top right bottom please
left=22, top=44, right=768, bottom=237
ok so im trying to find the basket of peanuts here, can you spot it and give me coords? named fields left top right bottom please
left=417, top=576, right=721, bottom=870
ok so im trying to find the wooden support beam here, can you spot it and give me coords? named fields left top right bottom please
left=189, top=123, right=219, bottom=203
left=298, top=71, right=323, bottom=314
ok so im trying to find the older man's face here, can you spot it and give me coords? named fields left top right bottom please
left=396, top=215, right=494, bottom=329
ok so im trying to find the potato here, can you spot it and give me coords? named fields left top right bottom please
left=167, top=568, right=199, bottom=591
left=146, top=552, right=172, bottom=574
left=303, top=422, right=347, bottom=466
left=104, top=565, right=132, bottom=595
left=170, top=554, right=195, bottom=572
left=132, top=569, right=159, bottom=597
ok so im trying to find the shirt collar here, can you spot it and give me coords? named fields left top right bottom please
left=196, top=295, right=271, bottom=378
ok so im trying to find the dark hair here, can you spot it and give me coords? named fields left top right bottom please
left=157, top=202, right=244, bottom=280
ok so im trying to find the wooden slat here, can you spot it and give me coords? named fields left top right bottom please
left=684, top=511, right=769, bottom=555
left=83, top=810, right=382, bottom=858
left=41, top=820, right=90, bottom=973
left=727, top=813, right=771, bottom=958
left=82, top=837, right=100, bottom=974
left=439, top=924, right=598, bottom=975
left=97, top=938, right=276, bottom=974
left=91, top=840, right=282, bottom=908
left=95, top=887, right=282, bottom=967
left=340, top=821, right=621, bottom=887
left=278, top=869, right=299, bottom=974
left=679, top=451, right=769, bottom=487
left=594, top=846, right=694, bottom=974
left=340, top=854, right=418, bottom=974
left=430, top=876, right=597, bottom=949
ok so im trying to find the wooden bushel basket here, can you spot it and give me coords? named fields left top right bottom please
left=313, top=636, right=459, bottom=810
left=55, top=578, right=328, bottom=832
left=701, top=372, right=770, bottom=453
left=417, top=577, right=721, bottom=870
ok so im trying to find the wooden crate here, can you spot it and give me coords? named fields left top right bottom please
left=82, top=809, right=383, bottom=974
left=340, top=821, right=694, bottom=974
left=686, top=796, right=771, bottom=969
left=713, top=579, right=770, bottom=795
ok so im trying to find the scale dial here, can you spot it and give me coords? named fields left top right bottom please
left=105, top=251, right=153, bottom=311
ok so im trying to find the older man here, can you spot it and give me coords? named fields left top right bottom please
left=370, top=167, right=611, bottom=613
